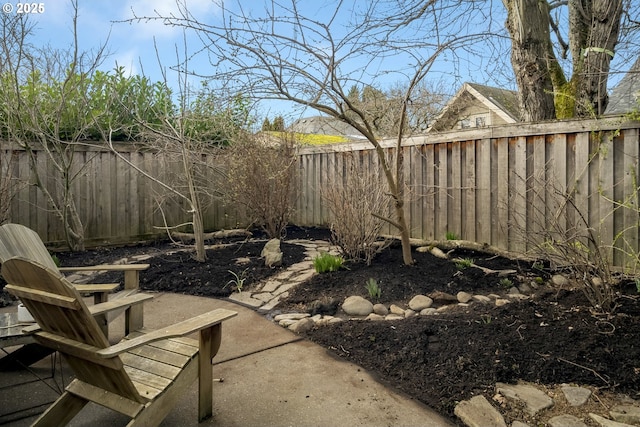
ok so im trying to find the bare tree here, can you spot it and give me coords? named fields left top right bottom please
left=345, top=81, right=446, bottom=137
left=503, top=0, right=629, bottom=119
left=98, top=46, right=243, bottom=262
left=130, top=0, right=496, bottom=265
left=0, top=3, right=108, bottom=250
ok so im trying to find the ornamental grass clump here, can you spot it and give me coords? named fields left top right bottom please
left=313, top=252, right=345, bottom=273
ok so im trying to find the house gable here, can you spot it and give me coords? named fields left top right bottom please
left=428, top=83, right=519, bottom=132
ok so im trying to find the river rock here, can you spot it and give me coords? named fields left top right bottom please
left=373, top=303, right=389, bottom=315
left=342, top=296, right=373, bottom=316
left=289, top=317, right=314, bottom=333
left=409, top=295, right=433, bottom=311
left=457, top=291, right=473, bottom=303
left=390, top=304, right=406, bottom=315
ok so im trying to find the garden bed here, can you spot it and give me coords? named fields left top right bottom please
left=1, top=227, right=639, bottom=425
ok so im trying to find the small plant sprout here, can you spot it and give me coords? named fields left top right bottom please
left=445, top=231, right=458, bottom=241
left=226, top=269, right=248, bottom=293
left=313, top=252, right=345, bottom=273
left=365, top=278, right=381, bottom=300
left=499, top=277, right=513, bottom=288
left=635, top=278, right=640, bottom=294
left=454, top=258, right=474, bottom=270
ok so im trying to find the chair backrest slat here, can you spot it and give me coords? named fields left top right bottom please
left=0, top=226, right=144, bottom=402
left=6, top=285, right=81, bottom=309
left=0, top=224, right=57, bottom=269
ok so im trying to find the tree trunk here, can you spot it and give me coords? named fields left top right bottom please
left=569, top=0, right=622, bottom=116
left=192, top=209, right=206, bottom=262
left=503, top=0, right=557, bottom=121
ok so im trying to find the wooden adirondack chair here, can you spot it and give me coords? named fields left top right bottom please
left=1, top=256, right=237, bottom=426
left=0, top=223, right=150, bottom=337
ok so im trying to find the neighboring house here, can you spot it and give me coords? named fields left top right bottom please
left=427, top=83, right=519, bottom=132
left=289, top=116, right=364, bottom=139
left=605, top=57, right=640, bottom=116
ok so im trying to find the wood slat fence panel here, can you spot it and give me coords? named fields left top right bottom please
left=2, top=117, right=640, bottom=268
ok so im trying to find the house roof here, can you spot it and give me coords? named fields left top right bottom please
left=428, top=83, right=519, bottom=132
left=289, top=116, right=363, bottom=138
left=605, top=57, right=640, bottom=115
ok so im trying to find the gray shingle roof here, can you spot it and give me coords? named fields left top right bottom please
left=605, top=57, right=640, bottom=115
left=467, top=83, right=519, bottom=121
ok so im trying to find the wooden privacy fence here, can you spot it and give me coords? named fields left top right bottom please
left=296, top=117, right=640, bottom=269
left=2, top=116, right=640, bottom=268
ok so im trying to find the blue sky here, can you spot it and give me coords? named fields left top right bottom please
left=17, top=0, right=634, bottom=121
left=21, top=0, right=512, bottom=119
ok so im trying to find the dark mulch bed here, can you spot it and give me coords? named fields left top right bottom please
left=1, top=225, right=639, bottom=425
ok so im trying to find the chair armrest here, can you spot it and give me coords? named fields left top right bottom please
left=59, top=264, right=150, bottom=272
left=88, top=293, right=154, bottom=317
left=96, top=308, right=237, bottom=358
left=74, top=284, right=120, bottom=294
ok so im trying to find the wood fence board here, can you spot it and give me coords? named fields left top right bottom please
left=3, top=118, right=640, bottom=268
left=476, top=138, right=491, bottom=243
left=463, top=141, right=476, bottom=242
left=623, top=128, right=640, bottom=270
left=597, top=133, right=615, bottom=264
left=495, top=137, right=509, bottom=248
left=423, top=144, right=436, bottom=241
left=450, top=142, right=462, bottom=239
left=436, top=143, right=448, bottom=239
left=574, top=133, right=591, bottom=245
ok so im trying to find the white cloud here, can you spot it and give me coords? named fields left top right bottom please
left=112, top=50, right=139, bottom=77
left=123, top=0, right=219, bottom=40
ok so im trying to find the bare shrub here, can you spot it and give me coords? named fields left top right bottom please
left=511, top=166, right=619, bottom=312
left=223, top=132, right=297, bottom=238
left=322, top=152, right=390, bottom=265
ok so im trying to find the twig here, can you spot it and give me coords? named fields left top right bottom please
left=556, top=357, right=610, bottom=386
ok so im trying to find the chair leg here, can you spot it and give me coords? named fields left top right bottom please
left=199, top=323, right=223, bottom=422
left=32, top=391, right=88, bottom=427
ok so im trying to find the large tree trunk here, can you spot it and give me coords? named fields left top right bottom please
left=569, top=0, right=622, bottom=116
left=503, top=0, right=557, bottom=121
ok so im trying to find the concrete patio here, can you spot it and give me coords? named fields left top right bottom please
left=0, top=293, right=452, bottom=426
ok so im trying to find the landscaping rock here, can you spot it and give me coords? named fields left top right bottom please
left=274, top=313, right=310, bottom=321
left=495, top=299, right=510, bottom=307
left=262, top=238, right=283, bottom=267
left=430, top=290, right=458, bottom=304
left=548, top=414, right=587, bottom=427
left=373, top=303, right=389, bottom=316
left=518, top=282, right=533, bottom=294
left=341, top=296, right=373, bottom=316
left=552, top=274, right=569, bottom=286
left=454, top=395, right=507, bottom=427
left=409, top=294, right=433, bottom=310
left=496, top=382, right=554, bottom=416
left=457, top=291, right=473, bottom=303
left=472, top=295, right=492, bottom=304
left=289, top=317, right=314, bottom=333
left=389, top=304, right=406, bottom=315
left=610, top=404, right=640, bottom=425
left=590, top=412, right=637, bottom=427
left=561, top=384, right=592, bottom=406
